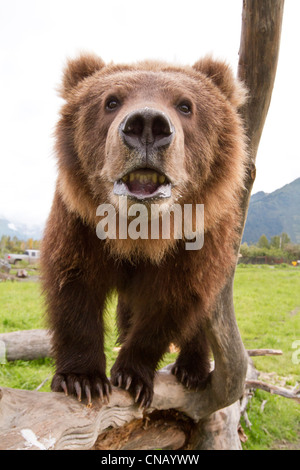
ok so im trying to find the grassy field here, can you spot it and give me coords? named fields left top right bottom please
left=0, top=264, right=299, bottom=449
left=234, top=265, right=300, bottom=449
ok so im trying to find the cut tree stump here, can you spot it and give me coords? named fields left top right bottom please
left=16, top=269, right=28, bottom=278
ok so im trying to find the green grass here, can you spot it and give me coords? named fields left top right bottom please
left=0, top=265, right=299, bottom=449
left=234, top=265, right=300, bottom=377
left=0, top=282, right=46, bottom=332
left=1, top=358, right=53, bottom=391
left=233, top=264, right=300, bottom=449
left=0, top=281, right=52, bottom=391
left=0, top=284, right=176, bottom=392
left=240, top=390, right=300, bottom=450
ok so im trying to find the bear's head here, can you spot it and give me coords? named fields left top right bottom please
left=55, top=53, right=247, bottom=262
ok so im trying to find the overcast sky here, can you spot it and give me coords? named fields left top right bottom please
left=0, top=0, right=299, bottom=226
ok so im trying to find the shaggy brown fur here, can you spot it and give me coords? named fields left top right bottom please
left=41, top=53, right=247, bottom=407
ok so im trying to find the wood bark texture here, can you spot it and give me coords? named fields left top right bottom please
left=0, top=330, right=51, bottom=362
left=1, top=356, right=297, bottom=450
left=0, top=361, right=250, bottom=450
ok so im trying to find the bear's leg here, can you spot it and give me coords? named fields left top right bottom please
left=172, top=326, right=211, bottom=390
left=49, top=280, right=112, bottom=404
left=116, top=296, right=132, bottom=344
left=110, top=310, right=171, bottom=408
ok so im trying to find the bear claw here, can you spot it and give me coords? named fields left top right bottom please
left=110, top=368, right=153, bottom=409
left=171, top=364, right=209, bottom=391
left=51, top=373, right=112, bottom=405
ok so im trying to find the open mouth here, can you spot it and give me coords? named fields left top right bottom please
left=113, top=169, right=172, bottom=200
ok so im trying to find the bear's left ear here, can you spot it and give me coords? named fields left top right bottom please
left=60, top=53, right=105, bottom=99
left=193, top=56, right=247, bottom=108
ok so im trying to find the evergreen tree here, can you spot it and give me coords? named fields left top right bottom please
left=257, top=234, right=270, bottom=249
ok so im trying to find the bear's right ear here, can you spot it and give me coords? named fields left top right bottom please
left=193, top=56, right=247, bottom=108
left=60, top=53, right=105, bottom=99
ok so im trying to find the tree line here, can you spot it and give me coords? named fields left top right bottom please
left=1, top=233, right=299, bottom=264
left=240, top=232, right=300, bottom=263
left=0, top=235, right=40, bottom=257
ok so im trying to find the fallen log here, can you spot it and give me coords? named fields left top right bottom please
left=0, top=328, right=284, bottom=362
left=1, top=356, right=298, bottom=450
left=0, top=363, right=246, bottom=451
left=0, top=329, right=51, bottom=362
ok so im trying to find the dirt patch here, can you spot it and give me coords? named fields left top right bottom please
left=290, top=306, right=300, bottom=317
left=272, top=432, right=300, bottom=450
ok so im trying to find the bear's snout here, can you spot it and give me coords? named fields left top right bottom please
left=119, top=107, right=175, bottom=156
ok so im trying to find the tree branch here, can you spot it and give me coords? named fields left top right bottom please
left=245, top=380, right=300, bottom=403
left=247, top=349, right=283, bottom=357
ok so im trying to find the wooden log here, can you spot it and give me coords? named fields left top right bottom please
left=0, top=328, right=284, bottom=362
left=0, top=364, right=246, bottom=451
left=0, top=358, right=296, bottom=450
left=5, top=357, right=293, bottom=450
left=0, top=385, right=142, bottom=450
left=0, top=330, right=51, bottom=362
left=92, top=410, right=190, bottom=451
left=93, top=402, right=243, bottom=451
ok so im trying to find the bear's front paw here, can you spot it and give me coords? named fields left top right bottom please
left=171, top=362, right=210, bottom=391
left=110, top=364, right=154, bottom=409
left=51, top=372, right=112, bottom=406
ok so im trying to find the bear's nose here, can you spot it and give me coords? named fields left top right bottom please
left=120, top=108, right=174, bottom=152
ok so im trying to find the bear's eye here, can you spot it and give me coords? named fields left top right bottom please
left=177, top=101, right=192, bottom=115
left=105, top=97, right=120, bottom=111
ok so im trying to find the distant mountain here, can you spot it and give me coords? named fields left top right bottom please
left=243, top=177, right=300, bottom=244
left=0, top=216, right=44, bottom=240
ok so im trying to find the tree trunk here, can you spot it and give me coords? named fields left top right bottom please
left=238, top=0, right=285, bottom=162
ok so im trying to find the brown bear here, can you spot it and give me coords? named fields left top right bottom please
left=41, top=53, right=247, bottom=408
